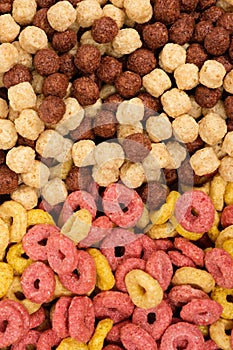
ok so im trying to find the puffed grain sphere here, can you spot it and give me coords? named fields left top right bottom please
left=161, top=88, right=191, bottom=118
left=42, top=73, right=69, bottom=99
left=199, top=60, right=226, bottom=88
left=169, top=14, right=195, bottom=45
left=11, top=184, right=38, bottom=210
left=199, top=112, right=227, bottom=145
left=91, top=16, right=119, bottom=43
left=21, top=160, right=50, bottom=188
left=204, top=27, right=230, bottom=55
left=15, top=109, right=45, bottom=141
left=112, top=28, right=142, bottom=55
left=202, top=99, right=226, bottom=120
left=97, top=56, right=122, bottom=84
left=122, top=133, right=152, bottom=163
left=166, top=141, right=187, bottom=169
left=36, top=129, right=64, bottom=158
left=12, top=0, right=37, bottom=25
left=192, top=20, right=213, bottom=43
left=0, top=14, right=20, bottom=43
left=116, top=98, right=144, bottom=125
left=115, top=71, right=141, bottom=98
left=8, top=82, right=36, bottom=112
left=146, top=113, right=172, bottom=142
left=59, top=53, right=77, bottom=79
left=198, top=0, right=217, bottom=10
left=72, top=77, right=100, bottom=106
left=117, top=122, right=143, bottom=140
left=139, top=181, right=168, bottom=210
left=65, top=166, right=91, bottom=192
left=154, top=0, right=180, bottom=25
left=3, top=65, right=32, bottom=89
left=41, top=178, right=68, bottom=206
left=174, top=63, right=199, bottom=90
left=0, top=98, right=8, bottom=119
left=124, top=0, right=153, bottom=24
left=19, top=26, right=48, bottom=54
left=172, top=114, right=199, bottom=143
left=31, top=71, right=44, bottom=94
left=137, top=92, right=161, bottom=118
left=0, top=119, right=18, bottom=150
left=102, top=4, right=125, bottom=29
left=186, top=43, right=208, bottom=68
left=76, top=0, right=103, bottom=28
left=144, top=142, right=171, bottom=169
left=52, top=29, right=77, bottom=53
left=47, top=1, right=76, bottom=32
left=80, top=31, right=108, bottom=56
left=120, top=161, right=145, bottom=189
left=32, top=8, right=55, bottom=37
left=228, top=39, right=233, bottom=61
left=142, top=22, right=168, bottom=50
left=0, top=164, right=18, bottom=195
left=190, top=147, right=220, bottom=176
left=36, top=0, right=56, bottom=8
left=127, top=49, right=156, bottom=76
left=103, top=93, right=123, bottom=112
left=6, top=146, right=36, bottom=174
left=92, top=163, right=119, bottom=187
left=223, top=70, right=233, bottom=94
left=142, top=68, right=171, bottom=98
left=93, top=110, right=117, bottom=138
left=0, top=43, right=18, bottom=74
left=214, top=56, right=233, bottom=74
left=195, top=85, right=221, bottom=108
left=34, top=49, right=60, bottom=77
left=12, top=41, right=32, bottom=68
left=17, top=135, right=35, bottom=148
left=74, top=45, right=101, bottom=74
left=224, top=96, right=233, bottom=120
left=72, top=140, right=96, bottom=167
left=219, top=156, right=233, bottom=182
left=110, top=0, right=124, bottom=8
left=200, top=5, right=224, bottom=22
left=38, top=95, right=66, bottom=125
left=185, top=135, right=204, bottom=155
left=222, top=131, right=233, bottom=157
left=94, top=141, right=124, bottom=167
left=217, top=13, right=233, bottom=34
left=159, top=43, right=186, bottom=73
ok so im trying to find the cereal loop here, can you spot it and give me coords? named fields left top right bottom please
left=172, top=267, right=215, bottom=293
left=89, top=318, right=113, bottom=350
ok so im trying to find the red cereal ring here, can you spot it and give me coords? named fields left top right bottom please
left=115, top=258, right=146, bottom=292
left=106, top=320, right=131, bottom=344
left=180, top=299, right=223, bottom=326
left=120, top=323, right=158, bottom=350
left=102, top=183, right=144, bottom=228
left=21, top=262, right=56, bottom=304
left=29, top=307, right=46, bottom=330
left=11, top=330, right=41, bottom=350
left=205, top=248, right=233, bottom=289
left=52, top=296, right=72, bottom=339
left=22, top=224, right=60, bottom=261
left=58, top=250, right=96, bottom=294
left=174, top=237, right=205, bottom=266
left=174, top=190, right=215, bottom=233
left=154, top=238, right=174, bottom=251
left=100, top=228, right=142, bottom=271
left=103, top=346, right=123, bottom=350
left=160, top=322, right=204, bottom=350
left=93, top=291, right=134, bottom=324
left=68, top=296, right=95, bottom=343
left=138, top=235, right=157, bottom=260
left=204, top=340, right=219, bottom=350
left=168, top=250, right=196, bottom=267
left=47, top=233, right=78, bottom=274
left=37, top=329, right=61, bottom=350
left=168, top=285, right=209, bottom=307
left=132, top=300, right=172, bottom=341
left=221, top=205, right=233, bottom=228
left=145, top=250, right=173, bottom=291
left=0, top=300, right=30, bottom=337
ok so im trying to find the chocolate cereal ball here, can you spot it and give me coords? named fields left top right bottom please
left=139, top=181, right=168, bottom=210
left=185, top=136, right=205, bottom=155
left=34, top=48, right=60, bottom=76
left=72, top=77, right=99, bottom=106
left=229, top=40, right=233, bottom=61
left=169, top=14, right=195, bottom=45
left=42, top=73, right=69, bottom=99
left=163, top=168, right=178, bottom=186
left=200, top=6, right=224, bottom=22
left=142, top=22, right=168, bottom=50
left=154, top=0, right=180, bottom=25
left=180, top=0, right=199, bottom=12
left=65, top=166, right=91, bottom=192
left=36, top=0, right=56, bottom=7
left=3, top=64, right=32, bottom=89
left=97, top=56, right=122, bottom=84
left=70, top=117, right=94, bottom=141
left=93, top=110, right=117, bottom=138
left=195, top=85, right=221, bottom=108
left=213, top=55, right=233, bottom=73
left=52, top=29, right=77, bottom=53
left=103, top=93, right=124, bottom=113
left=227, top=120, right=233, bottom=132
left=17, top=136, right=35, bottom=149
left=204, top=27, right=230, bottom=56
left=122, top=133, right=152, bottom=163
left=0, top=165, right=18, bottom=195
left=192, top=20, right=214, bottom=43
left=137, top=92, right=161, bottom=120
left=186, top=43, right=208, bottom=68
left=33, top=8, right=55, bottom=37
left=0, top=1, right=12, bottom=14
left=217, top=13, right=233, bottom=34
left=198, top=0, right=216, bottom=10
left=91, top=16, right=119, bottom=44
left=38, top=95, right=66, bottom=124
left=0, top=151, right=5, bottom=165
left=127, top=49, right=156, bottom=76
left=74, top=44, right=101, bottom=74
left=59, top=53, right=77, bottom=79
left=224, top=96, right=233, bottom=120
left=115, top=71, right=142, bottom=99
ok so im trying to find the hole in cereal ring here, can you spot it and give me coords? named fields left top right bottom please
left=38, top=238, right=48, bottom=246
left=177, top=339, right=188, bottom=349
left=14, top=291, right=26, bottom=301
left=147, top=312, right=156, bottom=324
left=114, top=246, right=125, bottom=257
left=227, top=295, right=233, bottom=303
left=119, top=202, right=128, bottom=213
left=73, top=269, right=80, bottom=277
left=191, top=207, right=199, bottom=217
left=58, top=250, right=66, bottom=260
left=0, top=320, right=8, bottom=332
left=34, top=279, right=40, bottom=290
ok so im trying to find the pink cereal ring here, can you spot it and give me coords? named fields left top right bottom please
left=37, top=329, right=61, bottom=350
left=106, top=320, right=131, bottom=344
left=115, top=258, right=146, bottom=292
left=221, top=205, right=233, bottom=228
left=52, top=296, right=72, bottom=338
left=168, top=250, right=196, bottom=268
left=154, top=238, right=174, bottom=251
left=174, top=190, right=215, bottom=233
left=139, top=235, right=157, bottom=261
left=160, top=322, right=204, bottom=350
left=0, top=300, right=30, bottom=337
left=68, top=296, right=95, bottom=343
left=120, top=323, right=158, bottom=350
left=47, top=233, right=78, bottom=274
left=11, top=330, right=41, bottom=350
left=174, top=237, right=205, bottom=266
left=102, top=183, right=144, bottom=228
left=21, top=262, right=56, bottom=304
left=22, top=224, right=60, bottom=261
left=168, top=285, right=209, bottom=307
left=205, top=248, right=233, bottom=289
left=204, top=340, right=219, bottom=350
left=29, top=307, right=46, bottom=330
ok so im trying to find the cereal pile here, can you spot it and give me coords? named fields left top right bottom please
left=1, top=0, right=233, bottom=348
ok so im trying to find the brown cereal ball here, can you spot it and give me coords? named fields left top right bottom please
left=42, top=73, right=69, bottom=98
left=163, top=168, right=178, bottom=186
left=229, top=40, right=233, bottom=61
left=198, top=0, right=216, bottom=10
left=93, top=110, right=117, bottom=138
left=70, top=117, right=94, bottom=141
left=59, top=53, right=77, bottom=79
left=185, top=136, right=205, bottom=155
left=224, top=96, right=233, bottom=120
left=195, top=85, right=221, bottom=108
left=91, top=16, right=119, bottom=44
left=142, top=22, right=168, bottom=50
left=72, top=77, right=99, bottom=106
left=139, top=181, right=168, bottom=210
left=65, top=166, right=91, bottom=192
left=74, top=44, right=101, bottom=74
left=217, top=13, right=233, bottom=35
left=204, top=27, right=230, bottom=56
left=227, top=120, right=233, bottom=132
left=0, top=1, right=12, bottom=14
left=169, top=14, right=195, bottom=45
left=186, top=43, right=208, bottom=68
left=33, top=8, right=55, bottom=37
left=192, top=20, right=214, bottom=43
left=180, top=0, right=199, bottom=12
left=0, top=151, right=5, bottom=165
left=122, top=133, right=152, bottom=163
left=213, top=55, right=233, bottom=73
left=36, top=0, right=56, bottom=7
left=200, top=6, right=224, bottom=22
left=154, top=0, right=180, bottom=25
left=0, top=165, right=18, bottom=195
left=38, top=95, right=66, bottom=124
left=177, top=159, right=207, bottom=186
left=3, top=64, right=32, bottom=89
left=137, top=92, right=161, bottom=119
left=115, top=71, right=142, bottom=99
left=52, top=29, right=77, bottom=53
left=17, top=136, right=35, bottom=148
left=96, top=56, right=122, bottom=84
left=34, top=48, right=60, bottom=76
left=127, top=49, right=156, bottom=76
left=103, top=93, right=124, bottom=113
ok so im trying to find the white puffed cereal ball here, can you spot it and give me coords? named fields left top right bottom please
left=92, top=163, right=119, bottom=187
left=112, top=28, right=142, bottom=55
left=117, top=123, right=143, bottom=140
left=202, top=100, right=227, bottom=120
left=12, top=0, right=37, bottom=25
left=103, top=4, right=125, bottom=28
left=120, top=161, right=145, bottom=188
left=0, top=43, right=18, bottom=73
left=56, top=138, right=73, bottom=163
left=199, top=60, right=226, bottom=89
left=172, top=114, right=199, bottom=143
left=143, top=69, right=172, bottom=98
left=0, top=14, right=20, bottom=43
left=11, top=185, right=38, bottom=210
left=47, top=1, right=76, bottom=32
left=222, top=131, right=233, bottom=157
left=80, top=31, right=108, bottom=55
left=76, top=0, right=103, bottom=28
left=188, top=96, right=202, bottom=119
left=161, top=88, right=192, bottom=118
left=223, top=70, right=233, bottom=94
left=21, top=160, right=50, bottom=189
left=110, top=0, right=124, bottom=7
left=219, top=156, right=233, bottom=182
left=94, top=141, right=124, bottom=168
left=12, top=41, right=32, bottom=68
left=174, top=63, right=199, bottom=90
left=6, top=146, right=36, bottom=174
left=124, top=0, right=153, bottom=24
left=8, top=82, right=36, bottom=112
left=166, top=141, right=187, bottom=169
left=36, top=130, right=65, bottom=160
left=72, top=140, right=96, bottom=167
left=56, top=98, right=84, bottom=136
left=190, top=147, right=220, bottom=176
left=41, top=178, right=68, bottom=206
left=142, top=155, right=161, bottom=182
left=19, top=26, right=48, bottom=54
left=144, top=143, right=172, bottom=169
left=0, top=98, right=9, bottom=119
left=15, top=109, right=44, bottom=141
left=0, top=120, right=18, bottom=150
left=116, top=98, right=144, bottom=125
left=199, top=112, right=227, bottom=146
left=146, top=113, right=172, bottom=142
left=159, top=43, right=186, bottom=73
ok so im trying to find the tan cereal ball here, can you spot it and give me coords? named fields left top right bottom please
left=0, top=14, right=20, bottom=43
left=159, top=43, right=186, bottom=73
left=6, top=146, right=36, bottom=174
left=199, top=60, right=226, bottom=89
left=146, top=113, right=172, bottom=142
left=161, top=88, right=192, bottom=118
left=219, top=156, right=233, bottom=182
left=0, top=43, right=18, bottom=73
left=190, top=147, right=221, bottom=176
left=21, top=160, right=50, bottom=189
left=36, top=130, right=65, bottom=160
left=116, top=98, right=144, bottom=125
left=145, top=142, right=172, bottom=169
left=142, top=69, right=171, bottom=98
left=188, top=96, right=202, bottom=119
left=223, top=69, right=233, bottom=94
left=110, top=0, right=124, bottom=7
left=12, top=41, right=32, bottom=68
left=166, top=141, right=187, bottom=169
left=0, top=120, right=18, bottom=150
left=11, top=185, right=38, bottom=210
left=72, top=140, right=96, bottom=167
left=15, top=109, right=45, bottom=141
left=174, top=63, right=199, bottom=90
left=76, top=0, right=103, bottom=28
left=120, top=161, right=145, bottom=188
left=103, top=4, right=125, bottom=28
left=0, top=98, right=9, bottom=119
left=8, top=82, right=36, bottom=112
left=56, top=97, right=84, bottom=136
left=112, top=28, right=142, bottom=55
left=94, top=141, right=124, bottom=168
left=92, top=163, right=119, bottom=187
left=41, top=178, right=68, bottom=206
left=172, top=114, right=199, bottom=143
left=222, top=131, right=233, bottom=157
left=12, top=0, right=37, bottom=26
left=19, top=26, right=48, bottom=54
left=124, top=0, right=153, bottom=24
left=199, top=112, right=227, bottom=146
left=47, top=1, right=76, bottom=32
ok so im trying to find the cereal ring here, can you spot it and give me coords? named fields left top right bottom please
left=120, top=323, right=158, bottom=350
left=147, top=221, right=177, bottom=240
left=102, top=183, right=144, bottom=228
left=215, top=225, right=233, bottom=248
left=11, top=330, right=41, bottom=350
left=0, top=262, right=13, bottom=298
left=172, top=267, right=215, bottom=293
left=52, top=296, right=72, bottom=338
left=93, top=291, right=134, bottom=323
left=37, top=329, right=61, bottom=350
left=154, top=238, right=174, bottom=251
left=174, top=190, right=215, bottom=233
left=132, top=300, right=172, bottom=340
left=170, top=217, right=203, bottom=241
left=168, top=250, right=196, bottom=267
left=209, top=319, right=233, bottom=350
left=223, top=239, right=233, bottom=259
left=204, top=340, right=219, bottom=350
left=21, top=261, right=55, bottom=304
left=180, top=299, right=223, bottom=325
left=6, top=243, right=32, bottom=275
left=1, top=300, right=30, bottom=337
left=106, top=320, right=131, bottom=344
left=27, top=209, right=55, bottom=227
left=149, top=190, right=180, bottom=225
left=221, top=205, right=233, bottom=228
left=115, top=258, right=146, bottom=292
left=0, top=217, right=9, bottom=260
left=68, top=296, right=95, bottom=343
left=211, top=286, right=233, bottom=320
left=57, top=337, right=89, bottom=350
left=168, top=285, right=209, bottom=307
left=205, top=248, right=233, bottom=289
left=29, top=307, right=45, bottom=329
left=138, top=235, right=157, bottom=261
left=89, top=318, right=113, bottom=350
left=174, top=237, right=204, bottom=266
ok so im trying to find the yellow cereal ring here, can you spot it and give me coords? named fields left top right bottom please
left=209, top=318, right=233, bottom=350
left=0, top=218, right=9, bottom=261
left=6, top=243, right=32, bottom=275
left=225, top=182, right=233, bottom=206
left=150, top=191, right=180, bottom=225
left=211, top=286, right=233, bottom=320
left=87, top=248, right=115, bottom=291
left=172, top=267, right=215, bottom=293
left=170, top=216, right=203, bottom=241
left=223, top=238, right=233, bottom=258
left=209, top=175, right=227, bottom=211
left=27, top=209, right=55, bottom=227
left=61, top=209, right=92, bottom=244
left=125, top=269, right=163, bottom=309
left=57, top=337, right=89, bottom=350
left=208, top=211, right=220, bottom=242
left=0, top=262, right=13, bottom=298
left=215, top=225, right=233, bottom=248
left=89, top=318, right=113, bottom=350
left=146, top=221, right=177, bottom=239
left=53, top=275, right=73, bottom=299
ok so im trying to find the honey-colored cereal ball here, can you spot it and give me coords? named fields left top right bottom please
left=12, top=41, right=32, bottom=68
left=19, top=26, right=48, bottom=54
left=103, top=4, right=125, bottom=28
left=47, top=1, right=76, bottom=32
left=223, top=70, right=233, bottom=94
left=146, top=113, right=172, bottom=142
left=159, top=43, right=186, bottom=73
left=120, top=161, right=145, bottom=188
left=116, top=98, right=144, bottom=125
left=21, top=160, right=50, bottom=188
left=110, top=0, right=124, bottom=7
left=190, top=147, right=220, bottom=176
left=0, top=98, right=9, bottom=119
left=0, top=14, right=20, bottom=43
left=202, top=100, right=227, bottom=120
left=144, top=142, right=172, bottom=169
left=0, top=120, right=18, bottom=150
left=124, top=0, right=153, bottom=24
left=11, top=185, right=38, bottom=210
left=188, top=96, right=202, bottom=119
left=36, top=130, right=65, bottom=160
left=166, top=141, right=187, bottom=169
left=219, top=156, right=233, bottom=182
left=56, top=97, right=84, bottom=136
left=172, top=114, right=199, bottom=143
left=15, top=109, right=45, bottom=141
left=0, top=43, right=18, bottom=73
left=6, top=146, right=36, bottom=174
left=12, top=0, right=37, bottom=25
left=72, top=140, right=96, bottom=167
left=222, top=132, right=233, bottom=157
left=112, top=28, right=142, bottom=55
left=142, top=68, right=171, bottom=98
left=199, top=112, right=227, bottom=146
left=76, top=0, right=103, bottom=28
left=161, top=88, right=192, bottom=118
left=8, top=82, right=36, bottom=112
left=41, top=178, right=68, bottom=206
left=199, top=60, right=226, bottom=89
left=92, top=163, right=119, bottom=187
left=174, top=63, right=199, bottom=90
left=94, top=141, right=124, bottom=168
